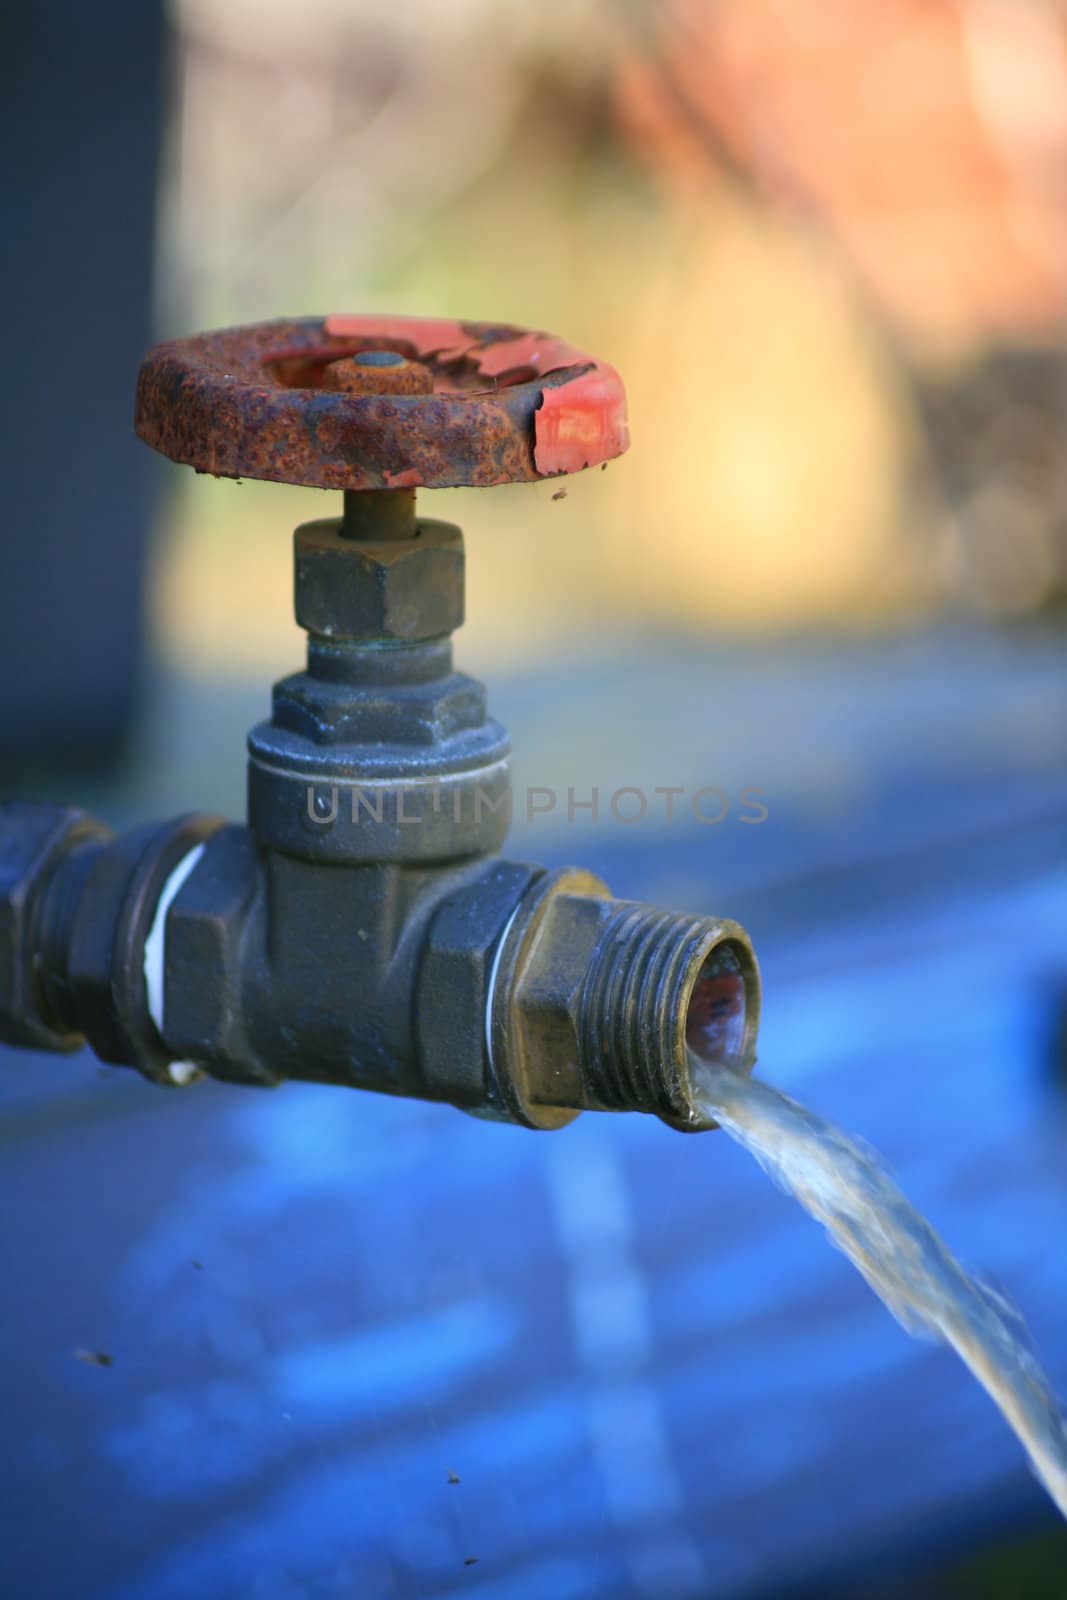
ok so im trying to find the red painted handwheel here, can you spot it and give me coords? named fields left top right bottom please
left=135, top=314, right=629, bottom=491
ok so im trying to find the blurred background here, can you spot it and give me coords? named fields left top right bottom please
left=3, top=2, right=1067, bottom=1597
left=156, top=0, right=1067, bottom=680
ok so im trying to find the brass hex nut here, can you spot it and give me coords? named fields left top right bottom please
left=415, top=860, right=543, bottom=1110
left=294, top=517, right=464, bottom=642
left=509, top=888, right=614, bottom=1116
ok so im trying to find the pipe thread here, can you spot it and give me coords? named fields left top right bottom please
left=577, top=903, right=718, bottom=1119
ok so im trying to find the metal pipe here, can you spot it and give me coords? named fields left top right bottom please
left=0, top=808, right=758, bottom=1128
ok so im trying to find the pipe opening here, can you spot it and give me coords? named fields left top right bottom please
left=685, top=939, right=750, bottom=1068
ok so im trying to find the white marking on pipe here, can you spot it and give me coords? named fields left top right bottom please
left=143, top=842, right=205, bottom=1084
left=483, top=900, right=523, bottom=1076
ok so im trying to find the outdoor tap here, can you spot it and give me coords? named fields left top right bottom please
left=0, top=315, right=760, bottom=1130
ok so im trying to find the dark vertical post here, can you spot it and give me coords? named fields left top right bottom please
left=0, top=0, right=167, bottom=771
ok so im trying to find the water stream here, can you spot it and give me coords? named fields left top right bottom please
left=690, top=1056, right=1067, bottom=1518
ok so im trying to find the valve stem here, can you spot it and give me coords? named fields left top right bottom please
left=341, top=488, right=417, bottom=541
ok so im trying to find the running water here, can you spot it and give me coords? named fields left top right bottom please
left=690, top=1056, right=1067, bottom=1518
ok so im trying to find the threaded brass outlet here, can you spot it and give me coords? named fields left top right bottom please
left=488, top=869, right=760, bottom=1130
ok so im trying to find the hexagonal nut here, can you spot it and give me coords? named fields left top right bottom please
left=294, top=517, right=464, bottom=642
left=0, top=802, right=108, bottom=1050
left=271, top=666, right=489, bottom=748
left=163, top=826, right=278, bottom=1085
left=415, top=860, right=541, bottom=1110
left=510, top=890, right=615, bottom=1109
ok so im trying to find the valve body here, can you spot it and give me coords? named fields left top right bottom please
left=0, top=316, right=760, bottom=1128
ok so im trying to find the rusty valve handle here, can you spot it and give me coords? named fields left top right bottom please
left=135, top=314, right=629, bottom=491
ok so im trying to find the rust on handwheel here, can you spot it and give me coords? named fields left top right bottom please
left=135, top=314, right=628, bottom=492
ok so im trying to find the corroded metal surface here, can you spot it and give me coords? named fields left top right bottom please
left=135, top=315, right=629, bottom=490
